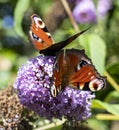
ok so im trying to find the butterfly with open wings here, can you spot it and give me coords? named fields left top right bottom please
left=29, top=14, right=106, bottom=97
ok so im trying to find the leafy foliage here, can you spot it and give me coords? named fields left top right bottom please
left=80, top=33, right=106, bottom=74
left=14, top=0, right=31, bottom=38
left=0, top=0, right=119, bottom=129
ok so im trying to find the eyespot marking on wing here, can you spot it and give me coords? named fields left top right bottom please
left=89, top=78, right=105, bottom=91
left=33, top=16, right=45, bottom=28
left=75, top=60, right=88, bottom=71
left=29, top=31, right=44, bottom=43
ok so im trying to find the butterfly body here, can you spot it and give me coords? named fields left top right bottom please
left=54, top=49, right=85, bottom=90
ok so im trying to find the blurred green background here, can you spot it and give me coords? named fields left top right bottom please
left=0, top=0, right=119, bottom=130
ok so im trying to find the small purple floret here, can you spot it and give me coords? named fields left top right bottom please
left=73, top=0, right=97, bottom=24
left=97, top=0, right=112, bottom=18
left=14, top=56, right=95, bottom=121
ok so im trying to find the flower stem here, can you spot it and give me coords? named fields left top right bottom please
left=61, top=0, right=79, bottom=32
left=104, top=71, right=119, bottom=92
left=96, top=114, right=119, bottom=120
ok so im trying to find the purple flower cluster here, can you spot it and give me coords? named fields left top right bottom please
left=14, top=56, right=95, bottom=121
left=73, top=0, right=97, bottom=24
left=71, top=0, right=112, bottom=24
left=97, top=0, right=112, bottom=18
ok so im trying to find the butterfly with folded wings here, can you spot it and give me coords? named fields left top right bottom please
left=29, top=14, right=106, bottom=97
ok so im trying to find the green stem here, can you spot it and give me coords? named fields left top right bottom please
left=104, top=71, right=119, bottom=92
left=61, top=0, right=79, bottom=32
left=96, top=114, right=119, bottom=120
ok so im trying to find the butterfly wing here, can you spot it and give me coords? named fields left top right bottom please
left=70, top=65, right=106, bottom=91
left=40, top=27, right=90, bottom=56
left=50, top=69, right=61, bottom=97
left=29, top=14, right=90, bottom=55
left=70, top=65, right=96, bottom=83
left=29, top=14, right=54, bottom=51
left=52, top=49, right=106, bottom=97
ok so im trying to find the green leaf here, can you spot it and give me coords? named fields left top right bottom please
left=79, top=34, right=90, bottom=56
left=87, top=118, right=109, bottom=130
left=89, top=34, right=106, bottom=74
left=14, top=0, right=30, bottom=37
left=80, top=34, right=106, bottom=74
left=106, top=63, right=119, bottom=84
left=104, top=91, right=119, bottom=102
left=92, top=99, right=119, bottom=116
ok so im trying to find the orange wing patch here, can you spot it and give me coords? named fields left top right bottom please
left=29, top=14, right=54, bottom=51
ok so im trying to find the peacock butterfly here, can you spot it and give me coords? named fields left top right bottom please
left=29, top=14, right=89, bottom=56
left=51, top=49, right=106, bottom=97
left=29, top=14, right=106, bottom=97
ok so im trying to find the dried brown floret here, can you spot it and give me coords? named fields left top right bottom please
left=0, top=86, right=23, bottom=129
